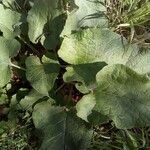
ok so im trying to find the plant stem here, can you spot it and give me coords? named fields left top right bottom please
left=10, top=63, right=26, bottom=71
left=18, top=36, right=40, bottom=55
left=55, top=83, right=65, bottom=94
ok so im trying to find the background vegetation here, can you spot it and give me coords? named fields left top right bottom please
left=0, top=0, right=149, bottom=149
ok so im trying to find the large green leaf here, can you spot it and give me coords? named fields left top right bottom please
left=61, top=0, right=107, bottom=36
left=94, top=64, right=150, bottom=129
left=59, top=28, right=136, bottom=65
left=0, top=4, right=21, bottom=38
left=27, top=0, right=65, bottom=49
left=32, top=101, right=92, bottom=150
left=63, top=62, right=106, bottom=93
left=59, top=28, right=149, bottom=75
left=0, top=37, right=20, bottom=87
left=25, top=56, right=60, bottom=96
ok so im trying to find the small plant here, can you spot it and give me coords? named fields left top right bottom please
left=0, top=0, right=149, bottom=149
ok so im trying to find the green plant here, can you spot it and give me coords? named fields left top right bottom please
left=106, top=0, right=150, bottom=44
left=106, top=0, right=150, bottom=26
left=0, top=120, right=32, bottom=150
left=0, top=0, right=149, bottom=149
